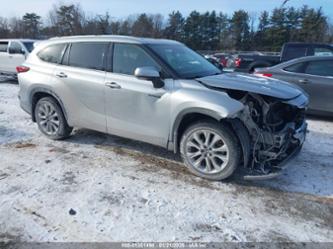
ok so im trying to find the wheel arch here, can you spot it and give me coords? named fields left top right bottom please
left=170, top=109, right=251, bottom=169
left=30, top=87, right=68, bottom=122
left=171, top=108, right=233, bottom=154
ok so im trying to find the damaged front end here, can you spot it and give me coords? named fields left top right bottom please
left=230, top=91, right=308, bottom=180
left=196, top=73, right=309, bottom=180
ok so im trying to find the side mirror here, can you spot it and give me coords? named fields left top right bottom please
left=134, top=67, right=164, bottom=89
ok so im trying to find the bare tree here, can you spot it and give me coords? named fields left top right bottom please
left=9, top=17, right=24, bottom=38
left=0, top=17, right=10, bottom=38
left=151, top=14, right=164, bottom=38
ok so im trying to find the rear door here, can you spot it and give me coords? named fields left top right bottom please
left=301, top=59, right=333, bottom=112
left=0, top=41, right=9, bottom=72
left=53, top=42, right=108, bottom=132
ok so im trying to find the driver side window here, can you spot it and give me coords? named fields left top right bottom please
left=113, top=43, right=160, bottom=75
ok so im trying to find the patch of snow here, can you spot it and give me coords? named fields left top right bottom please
left=0, top=83, right=332, bottom=242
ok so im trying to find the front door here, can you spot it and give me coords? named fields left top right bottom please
left=105, top=43, right=172, bottom=147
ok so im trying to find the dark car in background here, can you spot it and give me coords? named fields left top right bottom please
left=255, top=56, right=333, bottom=117
left=233, top=42, right=333, bottom=73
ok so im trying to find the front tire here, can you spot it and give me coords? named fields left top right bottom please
left=35, top=97, right=72, bottom=140
left=180, top=121, right=241, bottom=181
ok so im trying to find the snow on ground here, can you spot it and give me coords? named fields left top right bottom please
left=0, top=82, right=332, bottom=242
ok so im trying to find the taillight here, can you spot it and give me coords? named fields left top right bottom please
left=255, top=73, right=273, bottom=77
left=16, top=66, right=30, bottom=73
left=235, top=58, right=242, bottom=67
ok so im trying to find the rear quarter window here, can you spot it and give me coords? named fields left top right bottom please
left=0, top=42, right=8, bottom=53
left=305, top=60, right=333, bottom=77
left=314, top=47, right=333, bottom=56
left=284, top=62, right=307, bottom=73
left=37, top=43, right=67, bottom=64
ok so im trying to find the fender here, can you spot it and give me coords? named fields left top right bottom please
left=29, top=86, right=69, bottom=122
left=170, top=107, right=243, bottom=153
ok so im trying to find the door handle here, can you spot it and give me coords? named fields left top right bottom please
left=148, top=92, right=165, bottom=98
left=106, top=82, right=121, bottom=89
left=56, top=72, right=68, bottom=78
left=298, top=79, right=309, bottom=84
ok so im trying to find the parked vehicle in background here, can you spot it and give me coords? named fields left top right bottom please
left=18, top=35, right=308, bottom=180
left=255, top=56, right=333, bottom=117
left=0, top=39, right=36, bottom=77
left=233, top=42, right=333, bottom=73
left=212, top=53, right=229, bottom=67
left=204, top=55, right=224, bottom=70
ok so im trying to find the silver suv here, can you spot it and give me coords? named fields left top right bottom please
left=18, top=36, right=308, bottom=180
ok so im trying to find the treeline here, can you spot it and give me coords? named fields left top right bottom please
left=0, top=3, right=332, bottom=52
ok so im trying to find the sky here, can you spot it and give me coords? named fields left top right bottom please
left=0, top=0, right=332, bottom=20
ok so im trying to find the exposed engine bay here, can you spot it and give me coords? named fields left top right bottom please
left=229, top=90, right=308, bottom=179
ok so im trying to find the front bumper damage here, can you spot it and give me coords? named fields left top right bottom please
left=231, top=92, right=309, bottom=180
left=243, top=121, right=307, bottom=180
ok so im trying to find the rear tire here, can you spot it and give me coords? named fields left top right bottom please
left=35, top=97, right=72, bottom=140
left=180, top=121, right=241, bottom=181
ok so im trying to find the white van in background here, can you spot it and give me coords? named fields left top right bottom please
left=0, top=39, right=36, bottom=76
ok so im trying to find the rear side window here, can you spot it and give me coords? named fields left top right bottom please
left=113, top=43, right=160, bottom=75
left=283, top=45, right=308, bottom=61
left=314, top=47, right=333, bottom=56
left=68, top=43, right=108, bottom=71
left=38, top=44, right=66, bottom=64
left=284, top=62, right=307, bottom=73
left=0, top=42, right=8, bottom=53
left=9, top=42, right=23, bottom=54
left=305, top=60, right=333, bottom=77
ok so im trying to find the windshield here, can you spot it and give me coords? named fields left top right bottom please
left=23, top=42, right=35, bottom=52
left=148, top=44, right=221, bottom=79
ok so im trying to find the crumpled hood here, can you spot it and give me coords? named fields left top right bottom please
left=197, top=73, right=303, bottom=100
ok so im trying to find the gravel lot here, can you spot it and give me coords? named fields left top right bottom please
left=0, top=81, right=332, bottom=242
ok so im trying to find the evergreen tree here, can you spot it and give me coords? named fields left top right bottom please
left=183, top=11, right=203, bottom=49
left=299, top=6, right=328, bottom=42
left=131, top=14, right=154, bottom=37
left=230, top=10, right=250, bottom=50
left=22, top=13, right=41, bottom=38
left=267, top=7, right=288, bottom=51
left=164, top=11, right=185, bottom=41
left=254, top=11, right=270, bottom=50
left=217, top=12, right=231, bottom=50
